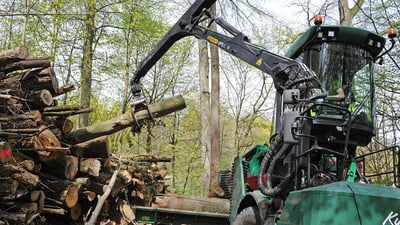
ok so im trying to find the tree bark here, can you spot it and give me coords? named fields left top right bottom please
left=209, top=2, right=221, bottom=197
left=41, top=155, right=79, bottom=180
left=73, top=136, right=110, bottom=158
left=339, top=0, right=364, bottom=25
left=80, top=158, right=101, bottom=177
left=40, top=173, right=79, bottom=208
left=79, top=0, right=96, bottom=128
left=199, top=30, right=211, bottom=197
left=0, top=46, right=29, bottom=66
left=64, top=95, right=186, bottom=144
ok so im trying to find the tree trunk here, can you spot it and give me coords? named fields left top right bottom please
left=199, top=33, right=211, bottom=197
left=339, top=0, right=364, bottom=25
left=209, top=2, right=221, bottom=197
left=79, top=0, right=96, bottom=128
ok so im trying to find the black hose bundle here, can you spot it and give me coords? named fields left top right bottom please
left=257, top=134, right=295, bottom=197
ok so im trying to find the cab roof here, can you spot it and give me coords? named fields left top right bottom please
left=285, top=25, right=386, bottom=60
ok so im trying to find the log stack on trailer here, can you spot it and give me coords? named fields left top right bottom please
left=0, top=47, right=186, bottom=225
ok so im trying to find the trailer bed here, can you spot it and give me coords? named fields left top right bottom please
left=134, top=206, right=230, bottom=225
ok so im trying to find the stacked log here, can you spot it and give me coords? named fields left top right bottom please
left=0, top=47, right=186, bottom=225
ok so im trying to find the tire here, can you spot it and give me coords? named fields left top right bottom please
left=232, top=206, right=261, bottom=225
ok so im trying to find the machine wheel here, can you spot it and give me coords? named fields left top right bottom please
left=233, top=206, right=261, bottom=225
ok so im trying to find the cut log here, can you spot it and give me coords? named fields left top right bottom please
left=29, top=126, right=64, bottom=162
left=154, top=195, right=230, bottom=214
left=0, top=190, right=28, bottom=201
left=73, top=177, right=91, bottom=188
left=28, top=89, right=53, bottom=109
left=42, top=206, right=66, bottom=215
left=118, top=200, right=135, bottom=223
left=0, top=177, right=18, bottom=194
left=0, top=212, right=39, bottom=224
left=0, top=57, right=51, bottom=74
left=70, top=202, right=82, bottom=221
left=40, top=173, right=79, bottom=208
left=0, top=46, right=29, bottom=66
left=18, top=159, right=35, bottom=171
left=43, top=116, right=73, bottom=135
left=0, top=141, right=12, bottom=164
left=118, top=170, right=132, bottom=184
left=0, top=164, right=39, bottom=188
left=64, top=95, right=186, bottom=144
left=55, top=83, right=75, bottom=97
left=83, top=190, right=96, bottom=202
left=41, top=155, right=79, bottom=180
left=43, top=107, right=93, bottom=117
left=73, top=136, right=110, bottom=158
left=20, top=70, right=58, bottom=94
left=80, top=158, right=101, bottom=177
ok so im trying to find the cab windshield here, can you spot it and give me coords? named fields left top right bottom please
left=300, top=42, right=374, bottom=125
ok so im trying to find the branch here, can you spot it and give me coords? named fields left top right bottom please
left=350, top=0, right=365, bottom=17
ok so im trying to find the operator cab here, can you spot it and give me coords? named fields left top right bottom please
left=286, top=25, right=386, bottom=147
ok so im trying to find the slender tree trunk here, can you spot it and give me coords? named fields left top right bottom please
left=209, top=3, right=220, bottom=196
left=199, top=29, right=211, bottom=196
left=21, top=0, right=29, bottom=46
left=116, top=1, right=139, bottom=154
left=79, top=0, right=96, bottom=128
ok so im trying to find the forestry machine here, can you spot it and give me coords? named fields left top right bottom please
left=130, top=0, right=400, bottom=224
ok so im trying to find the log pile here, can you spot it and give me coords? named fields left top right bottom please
left=0, top=47, right=186, bottom=225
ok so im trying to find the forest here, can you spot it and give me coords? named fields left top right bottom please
left=0, top=0, right=399, bottom=199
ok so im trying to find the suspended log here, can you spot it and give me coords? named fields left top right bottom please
left=65, top=95, right=186, bottom=144
left=41, top=155, right=79, bottom=180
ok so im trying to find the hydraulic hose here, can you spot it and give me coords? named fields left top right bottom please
left=257, top=135, right=294, bottom=197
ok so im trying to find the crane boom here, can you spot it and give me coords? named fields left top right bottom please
left=130, top=0, right=318, bottom=99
